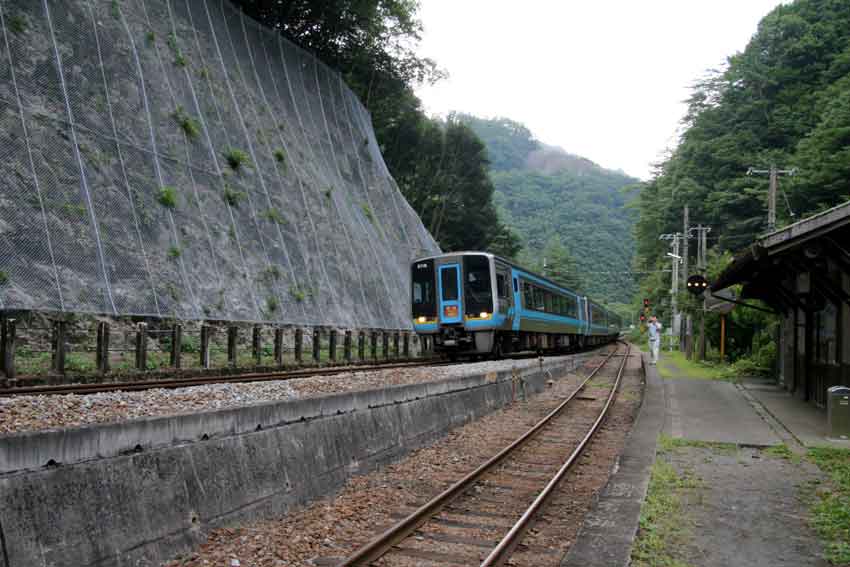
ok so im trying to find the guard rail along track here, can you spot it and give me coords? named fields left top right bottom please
left=336, top=341, right=631, bottom=566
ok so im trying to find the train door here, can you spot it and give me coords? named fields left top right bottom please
left=438, top=264, right=463, bottom=324
left=511, top=271, right=521, bottom=331
left=495, top=265, right=511, bottom=317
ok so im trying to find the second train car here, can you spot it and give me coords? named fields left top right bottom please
left=412, top=251, right=621, bottom=356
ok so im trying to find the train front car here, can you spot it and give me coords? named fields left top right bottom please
left=412, top=252, right=503, bottom=355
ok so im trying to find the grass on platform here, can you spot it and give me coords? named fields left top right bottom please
left=807, top=447, right=850, bottom=564
left=656, top=350, right=735, bottom=382
left=657, top=434, right=739, bottom=455
left=631, top=441, right=701, bottom=567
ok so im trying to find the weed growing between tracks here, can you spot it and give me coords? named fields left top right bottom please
left=631, top=436, right=702, bottom=567
left=807, top=447, right=850, bottom=565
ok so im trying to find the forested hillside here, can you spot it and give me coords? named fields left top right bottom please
left=634, top=0, right=850, bottom=357
left=460, top=115, right=638, bottom=307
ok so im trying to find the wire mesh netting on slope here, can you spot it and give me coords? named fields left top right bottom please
left=0, top=0, right=439, bottom=329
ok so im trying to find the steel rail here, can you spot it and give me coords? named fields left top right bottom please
left=480, top=343, right=631, bottom=566
left=0, top=343, right=609, bottom=397
left=0, top=359, right=449, bottom=397
left=336, top=344, right=622, bottom=566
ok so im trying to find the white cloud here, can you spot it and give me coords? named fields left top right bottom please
left=415, top=0, right=786, bottom=180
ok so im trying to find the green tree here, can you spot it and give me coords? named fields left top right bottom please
left=633, top=0, right=850, bottom=360
left=541, top=236, right=584, bottom=292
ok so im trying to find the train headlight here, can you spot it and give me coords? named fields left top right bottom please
left=417, top=316, right=427, bottom=324
left=479, top=312, right=490, bottom=319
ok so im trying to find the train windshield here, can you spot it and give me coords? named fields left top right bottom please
left=463, top=255, right=493, bottom=315
left=411, top=259, right=436, bottom=317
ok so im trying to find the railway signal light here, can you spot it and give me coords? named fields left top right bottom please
left=687, top=274, right=710, bottom=296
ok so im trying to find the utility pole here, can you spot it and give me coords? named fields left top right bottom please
left=747, top=166, right=796, bottom=232
left=659, top=232, right=682, bottom=352
left=689, top=224, right=711, bottom=361
left=681, top=206, right=689, bottom=352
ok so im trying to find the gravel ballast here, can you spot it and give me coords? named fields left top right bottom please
left=0, top=355, right=587, bottom=436
left=162, top=348, right=644, bottom=567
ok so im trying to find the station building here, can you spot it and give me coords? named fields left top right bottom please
left=712, top=200, right=850, bottom=408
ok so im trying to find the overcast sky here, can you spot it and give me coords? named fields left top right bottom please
left=414, top=1, right=786, bottom=180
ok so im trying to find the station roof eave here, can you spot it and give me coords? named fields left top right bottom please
left=711, top=200, right=850, bottom=307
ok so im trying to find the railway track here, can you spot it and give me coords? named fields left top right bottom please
left=0, top=359, right=452, bottom=397
left=336, top=342, right=631, bottom=567
left=0, top=345, right=608, bottom=398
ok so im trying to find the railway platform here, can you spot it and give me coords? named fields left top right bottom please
left=563, top=349, right=837, bottom=567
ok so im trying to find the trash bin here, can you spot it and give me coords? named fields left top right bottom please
left=827, top=386, right=850, bottom=440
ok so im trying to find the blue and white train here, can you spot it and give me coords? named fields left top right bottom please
left=411, top=251, right=622, bottom=356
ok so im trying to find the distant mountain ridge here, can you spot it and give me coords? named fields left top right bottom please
left=457, top=114, right=638, bottom=307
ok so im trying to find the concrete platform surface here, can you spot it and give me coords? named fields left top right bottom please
left=743, top=381, right=850, bottom=448
left=663, top=379, right=781, bottom=446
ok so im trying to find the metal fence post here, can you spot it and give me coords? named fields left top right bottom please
left=200, top=325, right=211, bottom=369
left=227, top=326, right=238, bottom=367
left=274, top=328, right=284, bottom=366
left=371, top=331, right=378, bottom=361
left=393, top=331, right=400, bottom=359
left=2, top=319, right=16, bottom=380
left=135, top=322, right=148, bottom=371
left=403, top=332, right=410, bottom=358
left=252, top=326, right=262, bottom=366
left=358, top=331, right=365, bottom=361
left=96, top=321, right=110, bottom=374
left=171, top=324, right=182, bottom=369
left=312, top=328, right=321, bottom=364
left=382, top=331, right=390, bottom=360
left=344, top=330, right=352, bottom=363
left=294, top=328, right=304, bottom=365
left=329, top=329, right=337, bottom=363
left=52, top=320, right=67, bottom=375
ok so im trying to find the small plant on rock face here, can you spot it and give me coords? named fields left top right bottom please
left=266, top=296, right=279, bottom=313
left=172, top=106, right=199, bottom=140
left=146, top=31, right=156, bottom=44
left=8, top=14, right=27, bottom=34
left=0, top=271, right=9, bottom=286
left=324, top=187, right=333, bottom=200
left=260, top=265, right=281, bottom=286
left=273, top=148, right=286, bottom=163
left=157, top=186, right=178, bottom=208
left=290, top=287, right=305, bottom=302
left=361, top=203, right=375, bottom=224
left=166, top=33, right=186, bottom=67
left=167, top=246, right=181, bottom=259
left=225, top=148, right=250, bottom=171
left=261, top=208, right=284, bottom=224
left=223, top=186, right=245, bottom=207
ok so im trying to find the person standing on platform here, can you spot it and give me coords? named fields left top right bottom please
left=647, top=315, right=662, bottom=365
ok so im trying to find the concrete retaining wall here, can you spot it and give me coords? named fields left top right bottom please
left=0, top=357, right=583, bottom=567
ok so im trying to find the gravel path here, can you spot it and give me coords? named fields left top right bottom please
left=0, top=354, right=587, bottom=436
left=163, top=348, right=643, bottom=567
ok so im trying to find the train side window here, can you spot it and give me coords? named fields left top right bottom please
left=513, top=278, right=518, bottom=293
left=545, top=291, right=553, bottom=313
left=523, top=282, right=533, bottom=308
left=496, top=273, right=508, bottom=299
left=534, top=287, right=545, bottom=311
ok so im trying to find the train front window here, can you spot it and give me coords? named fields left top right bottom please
left=411, top=260, right=436, bottom=318
left=463, top=255, right=493, bottom=315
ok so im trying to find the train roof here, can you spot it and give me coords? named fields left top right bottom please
left=411, top=251, right=620, bottom=317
